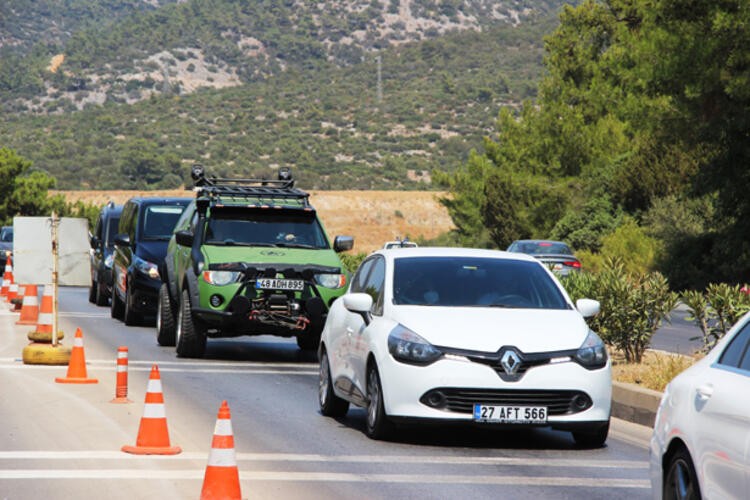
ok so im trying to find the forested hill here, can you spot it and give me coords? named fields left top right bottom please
left=0, top=1, right=567, bottom=190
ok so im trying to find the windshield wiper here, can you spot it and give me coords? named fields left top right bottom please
left=275, top=243, right=317, bottom=249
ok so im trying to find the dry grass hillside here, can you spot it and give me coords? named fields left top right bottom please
left=55, top=190, right=455, bottom=254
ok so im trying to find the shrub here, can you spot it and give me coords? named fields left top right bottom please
left=681, top=283, right=750, bottom=353
left=340, top=252, right=367, bottom=274
left=562, top=258, right=678, bottom=363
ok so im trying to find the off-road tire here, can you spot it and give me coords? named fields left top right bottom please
left=88, top=279, right=97, bottom=303
left=156, top=283, right=177, bottom=346
left=176, top=289, right=206, bottom=358
left=318, top=348, right=349, bottom=417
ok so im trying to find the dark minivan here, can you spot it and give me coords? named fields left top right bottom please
left=112, top=197, right=191, bottom=325
left=89, top=201, right=123, bottom=306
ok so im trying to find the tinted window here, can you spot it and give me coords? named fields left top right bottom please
left=1, top=228, right=13, bottom=242
left=350, top=258, right=375, bottom=294
left=362, top=257, right=385, bottom=315
left=105, top=217, right=120, bottom=246
left=204, top=209, right=328, bottom=249
left=141, top=205, right=185, bottom=240
left=517, top=241, right=572, bottom=255
left=392, top=256, right=569, bottom=309
left=718, top=322, right=750, bottom=369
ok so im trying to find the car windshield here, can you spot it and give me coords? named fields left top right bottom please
left=105, top=217, right=120, bottom=246
left=204, top=208, right=329, bottom=249
left=518, top=241, right=572, bottom=255
left=392, top=256, right=569, bottom=309
left=142, top=205, right=185, bottom=240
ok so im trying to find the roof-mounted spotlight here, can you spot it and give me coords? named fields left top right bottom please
left=191, top=164, right=205, bottom=181
left=278, top=167, right=292, bottom=181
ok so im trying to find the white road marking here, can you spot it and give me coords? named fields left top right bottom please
left=0, top=451, right=647, bottom=469
left=0, top=469, right=650, bottom=487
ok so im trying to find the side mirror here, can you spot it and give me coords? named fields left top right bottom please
left=113, top=234, right=130, bottom=247
left=89, top=235, right=100, bottom=248
left=576, top=298, right=600, bottom=318
left=343, top=293, right=373, bottom=325
left=175, top=230, right=194, bottom=247
left=333, top=235, right=354, bottom=253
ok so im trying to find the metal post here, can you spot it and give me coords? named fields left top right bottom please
left=51, top=213, right=59, bottom=346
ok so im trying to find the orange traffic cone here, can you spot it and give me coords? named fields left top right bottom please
left=6, top=280, right=18, bottom=304
left=201, top=401, right=241, bottom=500
left=0, top=254, right=12, bottom=297
left=17, top=284, right=39, bottom=325
left=55, top=328, right=98, bottom=384
left=31, top=285, right=54, bottom=335
left=122, top=365, right=181, bottom=455
left=110, top=346, right=132, bottom=404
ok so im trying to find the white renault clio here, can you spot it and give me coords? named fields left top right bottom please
left=318, top=247, right=611, bottom=445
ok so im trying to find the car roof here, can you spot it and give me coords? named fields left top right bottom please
left=374, top=246, right=540, bottom=264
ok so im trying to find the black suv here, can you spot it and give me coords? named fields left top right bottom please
left=0, top=226, right=12, bottom=270
left=88, top=201, right=123, bottom=306
left=111, top=196, right=190, bottom=325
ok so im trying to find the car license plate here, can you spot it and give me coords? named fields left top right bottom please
left=255, top=278, right=304, bottom=291
left=473, top=404, right=547, bottom=423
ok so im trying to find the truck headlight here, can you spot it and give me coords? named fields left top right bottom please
left=133, top=256, right=159, bottom=279
left=315, top=273, right=347, bottom=289
left=202, top=270, right=240, bottom=286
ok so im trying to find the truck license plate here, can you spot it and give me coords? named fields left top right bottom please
left=255, top=278, right=304, bottom=291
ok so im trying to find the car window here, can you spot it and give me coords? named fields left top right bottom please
left=203, top=208, right=328, bottom=249
left=350, top=258, right=375, bottom=294
left=362, top=257, right=385, bottom=315
left=105, top=217, right=120, bottom=246
left=173, top=202, right=195, bottom=232
left=718, top=321, right=750, bottom=369
left=392, top=256, right=569, bottom=309
left=1, top=228, right=13, bottom=242
left=141, top=205, right=186, bottom=240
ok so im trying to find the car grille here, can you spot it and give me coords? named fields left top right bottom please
left=420, top=388, right=592, bottom=416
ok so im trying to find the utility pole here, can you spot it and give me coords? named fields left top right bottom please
left=376, top=54, right=382, bottom=104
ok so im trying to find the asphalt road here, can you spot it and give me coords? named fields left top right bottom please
left=1, top=287, right=656, bottom=499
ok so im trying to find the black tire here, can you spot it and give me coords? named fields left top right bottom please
left=88, top=279, right=97, bottom=304
left=176, top=288, right=206, bottom=358
left=318, top=348, right=349, bottom=417
left=122, top=283, right=138, bottom=326
left=365, top=362, right=394, bottom=440
left=156, top=283, right=177, bottom=346
left=111, top=286, right=124, bottom=320
left=663, top=446, right=702, bottom=500
left=94, top=279, right=108, bottom=306
left=297, top=328, right=321, bottom=351
left=572, top=420, right=610, bottom=448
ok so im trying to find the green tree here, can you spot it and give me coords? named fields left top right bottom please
left=0, top=148, right=60, bottom=224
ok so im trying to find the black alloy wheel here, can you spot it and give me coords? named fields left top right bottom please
left=175, top=289, right=206, bottom=358
left=156, top=283, right=177, bottom=346
left=122, top=281, right=138, bottom=326
left=318, top=349, right=349, bottom=417
left=365, top=362, right=394, bottom=440
left=663, top=447, right=702, bottom=500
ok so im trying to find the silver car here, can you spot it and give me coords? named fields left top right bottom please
left=506, top=240, right=581, bottom=276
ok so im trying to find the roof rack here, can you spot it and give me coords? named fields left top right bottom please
left=190, top=165, right=311, bottom=209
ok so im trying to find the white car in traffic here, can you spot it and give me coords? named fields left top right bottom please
left=318, top=247, right=611, bottom=445
left=650, top=311, right=750, bottom=500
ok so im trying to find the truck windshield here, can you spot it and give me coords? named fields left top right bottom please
left=205, top=209, right=329, bottom=249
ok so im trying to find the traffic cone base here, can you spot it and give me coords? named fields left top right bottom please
left=55, top=328, right=98, bottom=384
left=122, top=365, right=181, bottom=455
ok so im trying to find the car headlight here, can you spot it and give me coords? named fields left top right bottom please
left=387, top=325, right=443, bottom=366
left=104, top=254, right=114, bottom=268
left=574, top=330, right=608, bottom=369
left=314, top=273, right=347, bottom=289
left=202, top=270, right=240, bottom=286
left=133, top=255, right=159, bottom=279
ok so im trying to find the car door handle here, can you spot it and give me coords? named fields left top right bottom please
left=696, top=384, right=714, bottom=400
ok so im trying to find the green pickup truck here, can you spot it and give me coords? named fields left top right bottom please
left=157, top=166, right=354, bottom=358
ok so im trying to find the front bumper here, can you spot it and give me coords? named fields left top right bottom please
left=377, top=354, right=612, bottom=425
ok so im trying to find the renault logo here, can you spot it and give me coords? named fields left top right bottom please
left=500, top=350, right=522, bottom=375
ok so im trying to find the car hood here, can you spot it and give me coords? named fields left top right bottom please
left=390, top=306, right=590, bottom=353
left=135, top=240, right=170, bottom=264
left=202, top=246, right=344, bottom=271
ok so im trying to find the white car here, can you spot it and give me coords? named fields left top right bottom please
left=650, top=311, right=750, bottom=500
left=318, top=247, right=611, bottom=445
